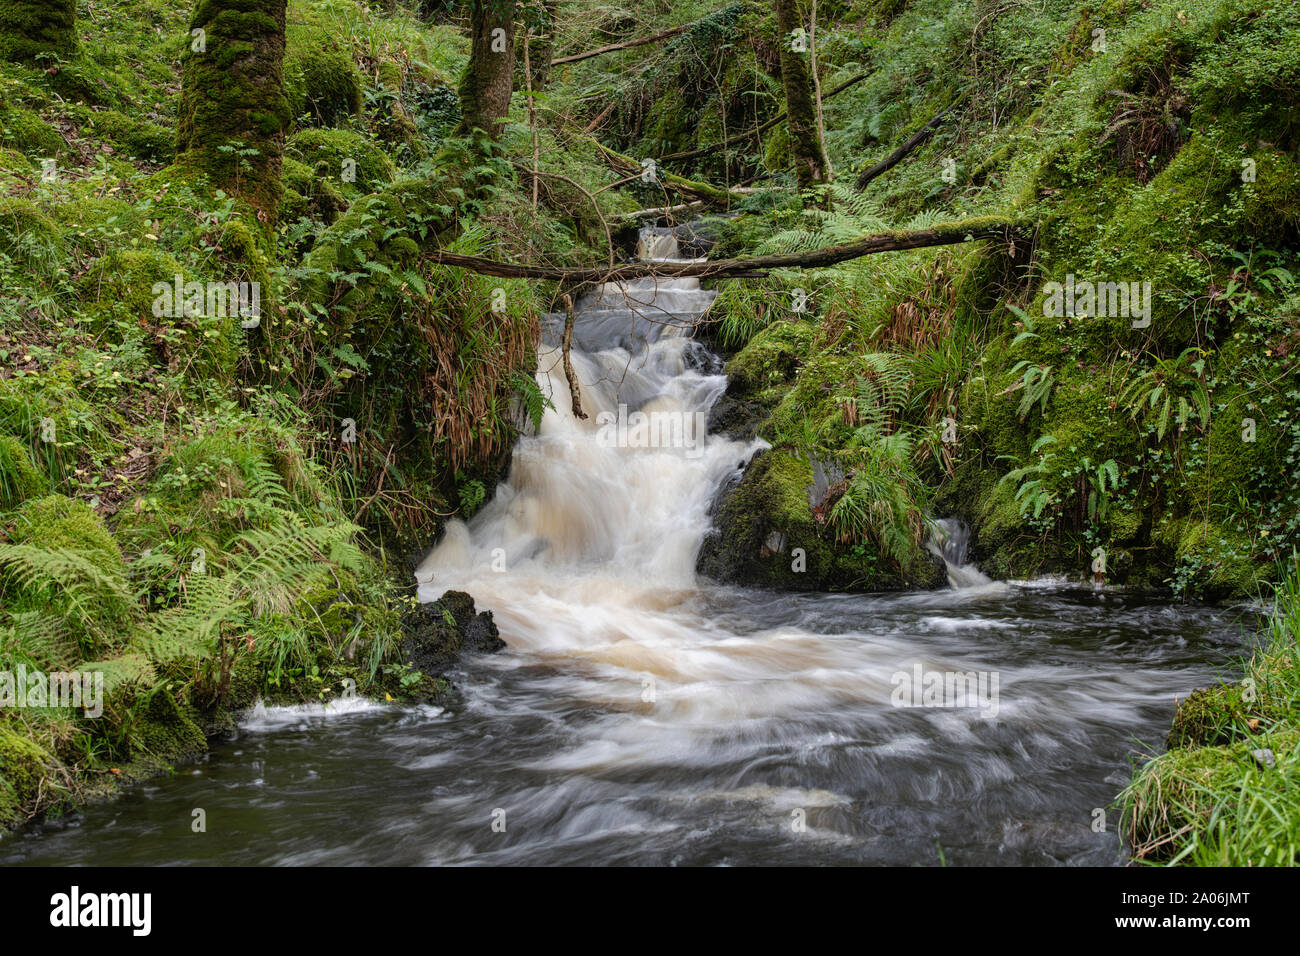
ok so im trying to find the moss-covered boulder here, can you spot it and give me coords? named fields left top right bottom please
left=11, top=494, right=122, bottom=575
left=283, top=25, right=362, bottom=128
left=698, top=450, right=832, bottom=590
left=400, top=589, right=505, bottom=699
left=280, top=154, right=345, bottom=222
left=1166, top=682, right=1284, bottom=750
left=52, top=195, right=148, bottom=253
left=130, top=686, right=208, bottom=762
left=0, top=196, right=62, bottom=273
left=287, top=127, right=396, bottom=197
left=0, top=0, right=77, bottom=63
left=0, top=432, right=44, bottom=510
left=0, top=104, right=66, bottom=158
left=0, top=727, right=56, bottom=827
left=74, top=107, right=172, bottom=163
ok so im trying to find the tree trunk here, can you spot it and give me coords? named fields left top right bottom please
left=176, top=0, right=291, bottom=226
left=457, top=0, right=517, bottom=140
left=0, top=0, right=76, bottom=62
left=775, top=0, right=831, bottom=191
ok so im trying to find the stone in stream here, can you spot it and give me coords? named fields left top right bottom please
left=401, top=590, right=506, bottom=693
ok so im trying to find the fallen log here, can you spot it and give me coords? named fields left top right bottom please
left=428, top=218, right=1020, bottom=283
left=855, top=105, right=954, bottom=190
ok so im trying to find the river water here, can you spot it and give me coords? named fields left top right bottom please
left=0, top=233, right=1255, bottom=866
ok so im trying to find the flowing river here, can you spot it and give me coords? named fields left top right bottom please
left=1, top=232, right=1256, bottom=866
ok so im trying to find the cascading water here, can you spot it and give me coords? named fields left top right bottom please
left=926, top=518, right=996, bottom=590
left=2, top=227, right=1253, bottom=868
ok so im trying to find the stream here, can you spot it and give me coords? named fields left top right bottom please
left=0, top=230, right=1256, bottom=867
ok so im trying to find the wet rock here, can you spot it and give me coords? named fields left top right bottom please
left=402, top=589, right=505, bottom=678
left=707, top=393, right=767, bottom=441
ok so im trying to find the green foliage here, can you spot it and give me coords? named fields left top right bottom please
left=1118, top=348, right=1211, bottom=443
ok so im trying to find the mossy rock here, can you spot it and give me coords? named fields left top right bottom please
left=130, top=687, right=208, bottom=762
left=0, top=432, right=44, bottom=509
left=280, top=154, right=346, bottom=222
left=75, top=247, right=244, bottom=379
left=284, top=25, right=363, bottom=128
left=0, top=195, right=62, bottom=273
left=287, top=127, right=396, bottom=198
left=0, top=727, right=56, bottom=828
left=0, top=104, right=66, bottom=158
left=1154, top=516, right=1263, bottom=600
left=10, top=493, right=122, bottom=576
left=724, top=319, right=815, bottom=405
left=0, top=0, right=77, bottom=63
left=1206, top=390, right=1283, bottom=505
left=696, top=449, right=835, bottom=590
left=1167, top=682, right=1282, bottom=750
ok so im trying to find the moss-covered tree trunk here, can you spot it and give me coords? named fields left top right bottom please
left=457, top=0, right=517, bottom=140
left=176, top=0, right=292, bottom=225
left=774, top=0, right=831, bottom=191
left=0, top=0, right=76, bottom=62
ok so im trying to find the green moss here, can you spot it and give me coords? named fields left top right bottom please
left=1166, top=682, right=1283, bottom=750
left=0, top=432, right=44, bottom=509
left=724, top=320, right=815, bottom=405
left=0, top=727, right=55, bottom=827
left=131, top=687, right=208, bottom=762
left=0, top=105, right=65, bottom=157
left=0, top=0, right=77, bottom=63
left=281, top=154, right=343, bottom=221
left=11, top=494, right=123, bottom=576
left=287, top=127, right=396, bottom=198
left=283, top=24, right=363, bottom=128
left=697, top=449, right=834, bottom=589
left=0, top=196, right=60, bottom=273
left=52, top=195, right=147, bottom=253
left=74, top=107, right=172, bottom=163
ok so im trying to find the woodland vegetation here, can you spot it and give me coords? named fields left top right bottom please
left=0, top=0, right=1298, bottom=863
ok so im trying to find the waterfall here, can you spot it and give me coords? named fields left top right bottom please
left=926, top=518, right=996, bottom=589
left=416, top=229, right=763, bottom=596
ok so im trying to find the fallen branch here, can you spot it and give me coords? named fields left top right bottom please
left=560, top=293, right=586, bottom=420
left=592, top=140, right=743, bottom=206
left=855, top=105, right=954, bottom=190
left=550, top=25, right=690, bottom=67
left=429, top=218, right=1021, bottom=283
left=661, top=73, right=867, bottom=163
